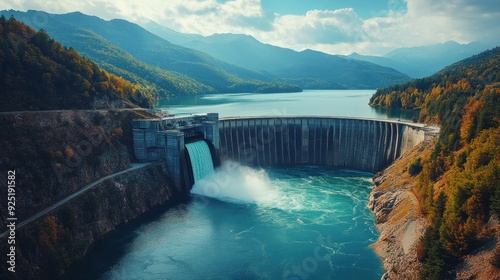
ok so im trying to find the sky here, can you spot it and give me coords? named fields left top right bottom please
left=1, top=0, right=500, bottom=55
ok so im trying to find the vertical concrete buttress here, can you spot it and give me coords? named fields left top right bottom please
left=219, top=117, right=427, bottom=173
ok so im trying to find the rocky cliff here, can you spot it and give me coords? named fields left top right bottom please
left=0, top=110, right=181, bottom=280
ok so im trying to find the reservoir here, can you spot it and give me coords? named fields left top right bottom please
left=67, top=90, right=405, bottom=279
left=157, top=89, right=418, bottom=120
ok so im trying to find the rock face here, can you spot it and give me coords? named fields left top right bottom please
left=3, top=162, right=178, bottom=280
left=368, top=142, right=432, bottom=279
left=369, top=190, right=399, bottom=223
left=0, top=110, right=182, bottom=280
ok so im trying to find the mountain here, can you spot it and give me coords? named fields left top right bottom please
left=142, top=20, right=491, bottom=81
left=48, top=27, right=216, bottom=96
left=142, top=21, right=412, bottom=89
left=348, top=41, right=489, bottom=78
left=1, top=10, right=301, bottom=95
left=0, top=15, right=153, bottom=111
left=369, top=47, right=500, bottom=278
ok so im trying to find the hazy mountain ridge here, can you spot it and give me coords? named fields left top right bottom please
left=348, top=41, right=490, bottom=78
left=142, top=21, right=412, bottom=89
left=147, top=18, right=490, bottom=81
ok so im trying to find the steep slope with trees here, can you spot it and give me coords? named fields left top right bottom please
left=0, top=17, right=180, bottom=280
left=0, top=15, right=153, bottom=111
left=370, top=47, right=500, bottom=279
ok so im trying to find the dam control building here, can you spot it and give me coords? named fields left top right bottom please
left=132, top=113, right=220, bottom=190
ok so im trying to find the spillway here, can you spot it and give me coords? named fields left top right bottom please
left=185, top=140, right=215, bottom=183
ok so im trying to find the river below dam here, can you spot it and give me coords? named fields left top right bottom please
left=66, top=165, right=384, bottom=279
left=65, top=90, right=408, bottom=279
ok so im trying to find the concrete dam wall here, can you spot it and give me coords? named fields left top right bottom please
left=219, top=117, right=426, bottom=173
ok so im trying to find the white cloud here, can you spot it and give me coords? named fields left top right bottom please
left=164, top=0, right=270, bottom=35
left=1, top=0, right=499, bottom=55
left=257, top=8, right=365, bottom=52
left=263, top=0, right=500, bottom=55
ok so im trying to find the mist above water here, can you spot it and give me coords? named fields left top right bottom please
left=190, top=161, right=281, bottom=205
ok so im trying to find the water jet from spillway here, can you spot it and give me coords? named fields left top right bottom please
left=190, top=161, right=280, bottom=205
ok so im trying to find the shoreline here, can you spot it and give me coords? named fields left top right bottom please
left=368, top=141, right=431, bottom=279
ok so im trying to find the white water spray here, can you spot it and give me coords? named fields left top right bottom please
left=190, top=161, right=280, bottom=205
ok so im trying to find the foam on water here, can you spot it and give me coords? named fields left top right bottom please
left=190, top=162, right=376, bottom=225
left=190, top=161, right=281, bottom=205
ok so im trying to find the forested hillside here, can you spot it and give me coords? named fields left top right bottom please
left=64, top=28, right=217, bottom=96
left=0, top=15, right=154, bottom=111
left=370, top=47, right=500, bottom=278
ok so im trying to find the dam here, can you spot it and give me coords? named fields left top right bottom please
left=63, top=112, right=430, bottom=279
left=219, top=116, right=426, bottom=173
left=132, top=113, right=427, bottom=189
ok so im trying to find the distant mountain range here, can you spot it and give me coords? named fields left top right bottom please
left=142, top=21, right=491, bottom=79
left=348, top=41, right=489, bottom=78
left=142, top=21, right=411, bottom=89
left=2, top=10, right=411, bottom=96
left=4, top=10, right=485, bottom=95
